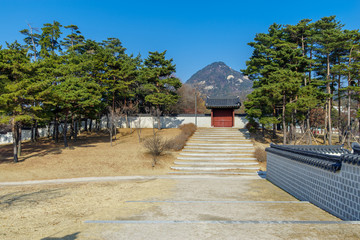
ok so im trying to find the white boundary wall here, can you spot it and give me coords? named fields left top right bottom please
left=0, top=115, right=248, bottom=144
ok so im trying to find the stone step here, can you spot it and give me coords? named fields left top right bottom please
left=189, top=139, right=252, bottom=142
left=170, top=166, right=260, bottom=171
left=168, top=171, right=258, bottom=175
left=186, top=143, right=254, bottom=147
left=182, top=149, right=255, bottom=153
left=174, top=161, right=259, bottom=166
left=177, top=157, right=258, bottom=161
left=184, top=146, right=254, bottom=149
left=180, top=153, right=255, bottom=157
left=192, top=135, right=249, bottom=139
left=194, top=133, right=250, bottom=136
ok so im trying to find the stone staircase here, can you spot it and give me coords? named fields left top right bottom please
left=169, top=128, right=259, bottom=175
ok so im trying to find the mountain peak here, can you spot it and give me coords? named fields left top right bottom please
left=185, top=62, right=252, bottom=99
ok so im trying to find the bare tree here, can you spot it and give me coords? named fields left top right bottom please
left=143, top=132, right=168, bottom=167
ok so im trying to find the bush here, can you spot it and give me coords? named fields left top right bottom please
left=179, top=123, right=197, bottom=137
left=254, top=146, right=266, bottom=162
left=245, top=121, right=259, bottom=133
left=143, top=133, right=168, bottom=166
left=167, top=123, right=197, bottom=151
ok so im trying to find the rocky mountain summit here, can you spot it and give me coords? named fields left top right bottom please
left=185, top=62, right=253, bottom=99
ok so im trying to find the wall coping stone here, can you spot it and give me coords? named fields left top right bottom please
left=266, top=144, right=345, bottom=172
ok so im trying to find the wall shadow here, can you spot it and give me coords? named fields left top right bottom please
left=41, top=232, right=80, bottom=240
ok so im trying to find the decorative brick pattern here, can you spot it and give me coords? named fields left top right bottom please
left=267, top=152, right=360, bottom=221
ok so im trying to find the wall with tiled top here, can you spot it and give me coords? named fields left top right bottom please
left=266, top=152, right=360, bottom=221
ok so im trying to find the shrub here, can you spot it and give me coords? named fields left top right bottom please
left=167, top=123, right=197, bottom=151
left=179, top=123, right=197, bottom=137
left=143, top=133, right=168, bottom=166
left=254, top=146, right=267, bottom=162
left=166, top=133, right=188, bottom=151
left=245, top=121, right=259, bottom=133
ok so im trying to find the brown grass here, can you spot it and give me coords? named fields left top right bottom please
left=167, top=123, right=197, bottom=151
left=0, top=128, right=181, bottom=182
left=0, top=179, right=175, bottom=239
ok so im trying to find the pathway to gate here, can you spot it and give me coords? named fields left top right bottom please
left=2, top=128, right=359, bottom=239
left=81, top=128, right=360, bottom=239
left=170, top=128, right=259, bottom=175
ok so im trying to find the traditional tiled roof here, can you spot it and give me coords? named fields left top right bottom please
left=341, top=153, right=360, bottom=165
left=205, top=97, right=241, bottom=109
left=352, top=142, right=360, bottom=155
left=279, top=145, right=350, bottom=155
left=266, top=144, right=342, bottom=172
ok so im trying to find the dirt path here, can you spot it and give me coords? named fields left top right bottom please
left=1, top=175, right=359, bottom=239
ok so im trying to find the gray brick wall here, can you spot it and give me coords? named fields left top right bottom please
left=267, top=152, right=360, bottom=220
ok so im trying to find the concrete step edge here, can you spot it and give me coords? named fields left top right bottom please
left=173, top=161, right=259, bottom=166
left=171, top=166, right=260, bottom=170
left=177, top=157, right=258, bottom=161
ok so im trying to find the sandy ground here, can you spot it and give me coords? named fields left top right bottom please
left=0, top=179, right=175, bottom=240
left=0, top=128, right=181, bottom=182
left=2, top=177, right=358, bottom=239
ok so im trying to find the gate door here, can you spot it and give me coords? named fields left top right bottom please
left=213, top=109, right=233, bottom=127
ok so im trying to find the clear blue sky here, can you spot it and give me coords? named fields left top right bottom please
left=1, top=0, right=360, bottom=82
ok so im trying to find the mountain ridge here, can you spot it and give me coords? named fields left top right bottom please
left=185, top=62, right=253, bottom=99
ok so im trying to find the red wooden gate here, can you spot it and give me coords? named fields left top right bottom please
left=212, top=109, right=234, bottom=127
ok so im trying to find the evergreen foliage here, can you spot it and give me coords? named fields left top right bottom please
left=0, top=21, right=182, bottom=161
left=243, top=16, right=360, bottom=145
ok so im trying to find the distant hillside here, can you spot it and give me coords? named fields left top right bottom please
left=185, top=62, right=253, bottom=100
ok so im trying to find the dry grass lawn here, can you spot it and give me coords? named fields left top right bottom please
left=0, top=179, right=175, bottom=239
left=0, top=128, right=181, bottom=182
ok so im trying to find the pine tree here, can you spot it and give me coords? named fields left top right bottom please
left=313, top=16, right=344, bottom=144
left=0, top=41, right=34, bottom=162
left=142, top=51, right=182, bottom=129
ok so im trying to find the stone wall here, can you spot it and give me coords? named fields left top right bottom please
left=0, top=114, right=248, bottom=144
left=266, top=144, right=360, bottom=221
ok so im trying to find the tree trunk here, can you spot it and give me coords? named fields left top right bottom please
left=31, top=122, right=34, bottom=142
left=47, top=122, right=51, bottom=138
left=272, top=107, right=277, bottom=139
left=347, top=89, right=351, bottom=147
left=74, top=118, right=78, bottom=142
left=84, top=118, right=88, bottom=132
left=55, top=115, right=59, bottom=143
left=109, top=113, right=113, bottom=147
left=326, top=54, right=332, bottom=145
left=338, top=75, right=342, bottom=143
left=34, top=120, right=39, bottom=142
left=307, top=111, right=312, bottom=145
left=63, top=114, right=68, bottom=148
left=12, top=119, right=18, bottom=163
left=53, top=117, right=56, bottom=140
left=18, top=126, right=22, bottom=157
left=157, top=106, right=161, bottom=130
left=324, top=104, right=328, bottom=144
left=106, top=114, right=109, bottom=129
left=282, top=94, right=286, bottom=145
left=70, top=114, right=74, bottom=140
left=89, top=119, right=92, bottom=132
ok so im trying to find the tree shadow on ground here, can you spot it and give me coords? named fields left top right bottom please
left=0, top=131, right=120, bottom=164
left=245, top=129, right=283, bottom=144
left=0, top=188, right=64, bottom=210
left=41, top=232, right=80, bottom=240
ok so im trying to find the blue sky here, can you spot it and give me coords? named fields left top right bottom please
left=1, top=0, right=360, bottom=82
